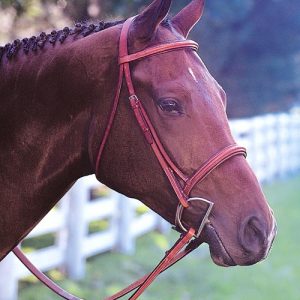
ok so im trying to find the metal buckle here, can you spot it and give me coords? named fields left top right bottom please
left=175, top=198, right=214, bottom=238
left=129, top=94, right=139, bottom=102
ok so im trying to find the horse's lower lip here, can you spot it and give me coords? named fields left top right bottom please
left=203, top=223, right=236, bottom=267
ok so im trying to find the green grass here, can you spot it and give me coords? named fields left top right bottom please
left=19, top=175, right=300, bottom=300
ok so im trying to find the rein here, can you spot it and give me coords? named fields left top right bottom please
left=12, top=17, right=246, bottom=299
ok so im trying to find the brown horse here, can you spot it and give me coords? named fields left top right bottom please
left=0, top=0, right=276, bottom=273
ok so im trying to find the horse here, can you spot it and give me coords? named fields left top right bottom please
left=0, top=0, right=276, bottom=297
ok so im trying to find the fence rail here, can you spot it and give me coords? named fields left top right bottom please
left=0, top=111, right=300, bottom=300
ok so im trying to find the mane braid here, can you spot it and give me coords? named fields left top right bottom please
left=0, top=19, right=124, bottom=63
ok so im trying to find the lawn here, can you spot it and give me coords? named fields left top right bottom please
left=19, top=175, right=300, bottom=300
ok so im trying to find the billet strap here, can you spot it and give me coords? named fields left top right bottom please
left=13, top=247, right=82, bottom=300
left=129, top=228, right=195, bottom=299
left=105, top=228, right=196, bottom=300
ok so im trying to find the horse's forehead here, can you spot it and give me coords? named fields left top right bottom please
left=143, top=50, right=212, bottom=89
left=133, top=25, right=221, bottom=96
left=137, top=51, right=225, bottom=111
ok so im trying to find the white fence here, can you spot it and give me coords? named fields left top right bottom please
left=0, top=111, right=300, bottom=300
left=0, top=177, right=169, bottom=300
left=231, top=112, right=300, bottom=182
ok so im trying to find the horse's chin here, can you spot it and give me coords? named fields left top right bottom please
left=203, top=224, right=236, bottom=267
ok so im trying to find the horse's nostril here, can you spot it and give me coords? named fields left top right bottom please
left=239, top=216, right=267, bottom=255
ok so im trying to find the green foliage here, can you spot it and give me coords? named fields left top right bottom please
left=189, top=0, right=300, bottom=117
left=19, top=175, right=300, bottom=300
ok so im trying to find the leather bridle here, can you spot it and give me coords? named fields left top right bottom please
left=95, top=16, right=246, bottom=238
left=12, top=17, right=247, bottom=300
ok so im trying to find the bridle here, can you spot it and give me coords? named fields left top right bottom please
left=12, top=17, right=247, bottom=300
left=96, top=16, right=246, bottom=238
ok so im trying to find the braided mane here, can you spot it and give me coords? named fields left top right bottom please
left=0, top=20, right=124, bottom=63
left=0, top=18, right=173, bottom=63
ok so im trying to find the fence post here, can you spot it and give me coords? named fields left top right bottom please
left=116, top=195, right=135, bottom=255
left=278, top=114, right=290, bottom=178
left=65, top=179, right=89, bottom=280
left=0, top=253, right=18, bottom=300
left=56, top=193, right=69, bottom=274
left=294, top=112, right=300, bottom=171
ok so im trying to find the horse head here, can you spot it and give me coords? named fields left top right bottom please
left=92, top=0, right=277, bottom=267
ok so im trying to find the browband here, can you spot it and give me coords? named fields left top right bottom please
left=119, top=40, right=199, bottom=64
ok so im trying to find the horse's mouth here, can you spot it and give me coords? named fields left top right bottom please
left=203, top=223, right=236, bottom=267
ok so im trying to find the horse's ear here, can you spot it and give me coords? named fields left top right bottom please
left=172, top=0, right=205, bottom=38
left=131, top=0, right=172, bottom=42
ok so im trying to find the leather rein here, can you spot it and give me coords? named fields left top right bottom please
left=12, top=17, right=247, bottom=300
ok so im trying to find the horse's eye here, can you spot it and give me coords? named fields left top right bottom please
left=158, top=98, right=183, bottom=115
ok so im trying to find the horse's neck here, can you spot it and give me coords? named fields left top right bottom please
left=0, top=27, right=120, bottom=260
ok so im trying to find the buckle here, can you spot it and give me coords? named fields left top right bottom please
left=175, top=198, right=214, bottom=238
left=129, top=94, right=139, bottom=102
